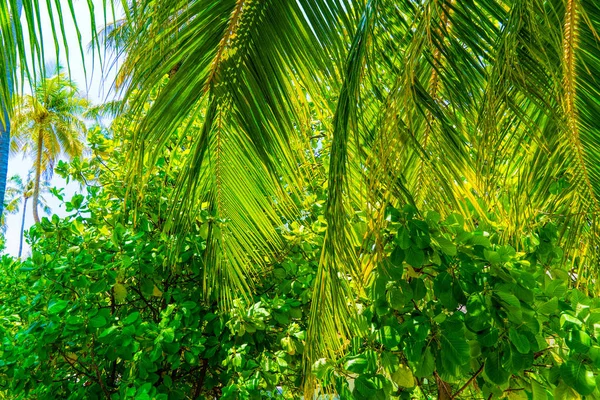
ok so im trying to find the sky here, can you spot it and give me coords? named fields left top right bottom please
left=3, top=0, right=119, bottom=256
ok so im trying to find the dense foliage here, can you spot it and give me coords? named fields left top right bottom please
left=0, top=118, right=599, bottom=399
left=2, top=1, right=600, bottom=399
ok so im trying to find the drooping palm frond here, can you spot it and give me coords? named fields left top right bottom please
left=0, top=1, right=105, bottom=114
left=116, top=0, right=360, bottom=309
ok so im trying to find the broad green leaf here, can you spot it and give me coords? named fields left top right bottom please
left=560, top=360, right=596, bottom=395
left=465, top=294, right=491, bottom=332
left=566, top=330, right=591, bottom=354
left=485, top=352, right=509, bottom=385
left=440, top=333, right=469, bottom=376
left=537, top=297, right=559, bottom=315
left=123, top=312, right=140, bottom=325
left=470, top=235, right=491, bottom=248
left=434, top=272, right=458, bottom=309
left=484, top=249, right=501, bottom=264
left=436, top=236, right=457, bottom=256
left=553, top=383, right=581, bottom=400
left=410, top=278, right=427, bottom=301
left=531, top=379, right=548, bottom=400
left=47, top=300, right=68, bottom=315
left=345, top=355, right=369, bottom=374
left=391, top=364, right=414, bottom=388
left=494, top=291, right=522, bottom=322
left=405, top=247, right=424, bottom=268
left=387, top=282, right=412, bottom=310
left=509, top=328, right=531, bottom=354
left=89, top=315, right=107, bottom=328
left=390, top=246, right=405, bottom=267
left=354, top=376, right=377, bottom=398
left=98, top=326, right=118, bottom=339
left=560, top=314, right=583, bottom=330
left=413, top=346, right=435, bottom=378
left=378, top=325, right=401, bottom=349
left=113, top=283, right=127, bottom=301
left=396, top=227, right=412, bottom=250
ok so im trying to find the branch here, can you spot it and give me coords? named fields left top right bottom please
left=90, top=342, right=112, bottom=399
left=451, top=362, right=484, bottom=398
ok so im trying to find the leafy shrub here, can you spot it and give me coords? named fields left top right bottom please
left=1, top=128, right=599, bottom=399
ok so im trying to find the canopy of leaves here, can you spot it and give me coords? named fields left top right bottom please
left=0, top=118, right=599, bottom=399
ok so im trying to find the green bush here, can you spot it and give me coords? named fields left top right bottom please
left=0, top=128, right=599, bottom=399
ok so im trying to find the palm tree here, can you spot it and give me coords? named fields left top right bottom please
left=11, top=73, right=87, bottom=223
left=0, top=0, right=108, bottom=218
left=3, top=173, right=50, bottom=257
left=1, top=175, right=24, bottom=234
left=111, top=0, right=600, bottom=393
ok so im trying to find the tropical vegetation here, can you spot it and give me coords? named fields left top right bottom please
left=1, top=116, right=599, bottom=399
left=3, top=173, right=50, bottom=257
left=10, top=73, right=87, bottom=223
left=1, top=0, right=600, bottom=398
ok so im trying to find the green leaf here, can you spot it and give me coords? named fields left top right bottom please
left=509, top=328, right=531, bottom=354
left=484, top=249, right=502, bottom=264
left=413, top=346, right=435, bottom=378
left=123, top=312, right=140, bottom=325
left=387, top=282, right=412, bottom=310
left=390, top=246, right=405, bottom=267
left=47, top=300, right=69, bottom=315
left=345, top=355, right=368, bottom=374
left=391, top=364, right=414, bottom=388
left=89, top=315, right=107, bottom=328
left=98, top=326, right=118, bottom=339
left=560, top=314, right=583, bottom=330
left=560, top=360, right=596, bottom=395
left=485, top=352, right=510, bottom=385
left=537, top=297, right=559, bottom=315
left=470, top=235, right=491, bottom=248
left=162, top=328, right=175, bottom=343
left=478, top=327, right=499, bottom=347
left=566, top=330, right=591, bottom=354
left=379, top=325, right=401, bottom=349
left=312, top=358, right=334, bottom=380
left=493, top=291, right=522, bottom=322
left=553, top=383, right=580, bottom=400
left=436, top=236, right=457, bottom=256
left=354, top=376, right=377, bottom=398
left=434, top=272, right=457, bottom=309
left=531, top=379, right=548, bottom=400
left=396, top=227, right=411, bottom=250
left=381, top=351, right=399, bottom=372
left=465, top=294, right=491, bottom=332
left=66, top=316, right=84, bottom=326
left=440, top=332, right=469, bottom=376
left=410, top=278, right=427, bottom=301
left=405, top=247, right=424, bottom=267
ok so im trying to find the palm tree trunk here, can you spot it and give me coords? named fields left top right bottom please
left=0, top=0, right=23, bottom=219
left=18, top=196, right=28, bottom=258
left=32, top=131, right=43, bottom=224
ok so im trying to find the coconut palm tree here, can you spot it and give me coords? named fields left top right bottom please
left=3, top=173, right=50, bottom=257
left=110, top=0, right=600, bottom=393
left=0, top=1, right=106, bottom=219
left=11, top=73, right=87, bottom=223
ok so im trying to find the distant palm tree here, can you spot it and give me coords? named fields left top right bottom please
left=0, top=0, right=103, bottom=219
left=11, top=74, right=87, bottom=223
left=3, top=174, right=50, bottom=257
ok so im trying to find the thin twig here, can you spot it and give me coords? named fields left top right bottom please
left=452, top=362, right=484, bottom=398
